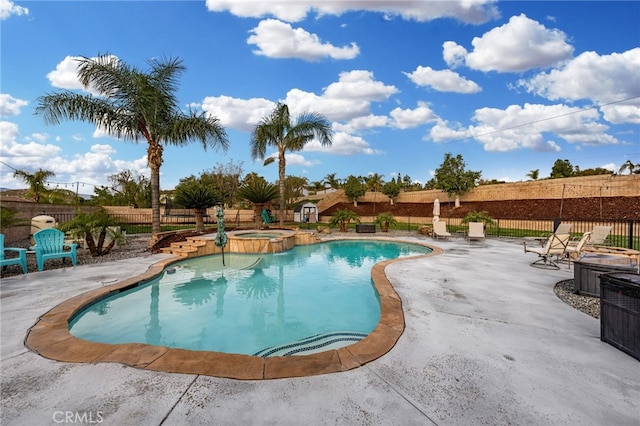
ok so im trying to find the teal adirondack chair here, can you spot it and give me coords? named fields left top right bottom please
left=32, top=228, right=77, bottom=271
left=0, top=234, right=28, bottom=274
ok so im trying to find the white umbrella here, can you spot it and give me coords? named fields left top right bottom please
left=433, top=198, right=440, bottom=222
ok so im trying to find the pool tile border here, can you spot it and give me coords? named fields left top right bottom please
left=25, top=238, right=442, bottom=380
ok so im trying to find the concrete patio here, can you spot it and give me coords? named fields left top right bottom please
left=1, top=236, right=638, bottom=425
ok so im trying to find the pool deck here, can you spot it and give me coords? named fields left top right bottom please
left=1, top=235, right=638, bottom=425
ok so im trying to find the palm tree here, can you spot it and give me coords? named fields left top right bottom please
left=35, top=54, right=229, bottom=236
left=250, top=103, right=333, bottom=226
left=173, top=177, right=220, bottom=233
left=238, top=179, right=279, bottom=229
left=526, top=169, right=539, bottom=180
left=324, top=173, right=342, bottom=189
left=13, top=168, right=55, bottom=202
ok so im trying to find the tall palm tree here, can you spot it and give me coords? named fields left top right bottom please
left=324, top=173, right=342, bottom=189
left=13, top=168, right=55, bottom=202
left=250, top=103, right=333, bottom=226
left=35, top=54, right=229, bottom=235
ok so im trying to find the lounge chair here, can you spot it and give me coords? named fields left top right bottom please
left=564, top=232, right=592, bottom=266
left=588, top=225, right=612, bottom=246
left=467, top=222, right=485, bottom=246
left=432, top=221, right=451, bottom=240
left=554, top=223, right=573, bottom=234
left=0, top=234, right=28, bottom=274
left=32, top=228, right=77, bottom=271
left=523, top=233, right=570, bottom=269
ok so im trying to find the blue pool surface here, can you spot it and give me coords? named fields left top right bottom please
left=69, top=240, right=431, bottom=356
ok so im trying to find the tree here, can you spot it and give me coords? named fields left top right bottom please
left=343, top=175, right=366, bottom=206
left=550, top=159, right=574, bottom=178
left=618, top=160, right=638, bottom=175
left=323, top=173, right=342, bottom=189
left=526, top=169, right=539, bottom=180
left=250, top=103, right=333, bottom=226
left=381, top=180, right=401, bottom=205
left=173, top=175, right=220, bottom=233
left=92, top=170, right=151, bottom=207
left=237, top=179, right=279, bottom=229
left=366, top=173, right=384, bottom=192
left=209, top=160, right=244, bottom=208
left=35, top=54, right=229, bottom=236
left=13, top=168, right=55, bottom=202
left=432, top=153, right=481, bottom=207
left=58, top=208, right=123, bottom=256
left=374, top=212, right=397, bottom=232
left=329, top=209, right=360, bottom=232
left=284, top=175, right=308, bottom=209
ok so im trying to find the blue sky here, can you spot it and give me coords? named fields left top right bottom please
left=1, top=0, right=639, bottom=193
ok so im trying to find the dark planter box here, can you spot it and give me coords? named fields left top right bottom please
left=600, top=272, right=640, bottom=360
left=574, top=255, right=638, bottom=297
left=355, top=224, right=376, bottom=233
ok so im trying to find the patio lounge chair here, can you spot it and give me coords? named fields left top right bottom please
left=588, top=225, right=612, bottom=245
left=0, top=234, right=28, bottom=274
left=467, top=222, right=485, bottom=246
left=32, top=228, right=77, bottom=271
left=564, top=232, right=592, bottom=265
left=432, top=221, right=451, bottom=240
left=523, top=233, right=571, bottom=269
left=554, top=223, right=573, bottom=234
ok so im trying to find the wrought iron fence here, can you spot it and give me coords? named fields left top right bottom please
left=47, top=211, right=639, bottom=250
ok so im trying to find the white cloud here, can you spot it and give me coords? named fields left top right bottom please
left=428, top=103, right=618, bottom=152
left=518, top=48, right=640, bottom=124
left=199, top=70, right=397, bottom=159
left=403, top=66, right=481, bottom=94
left=333, top=114, right=389, bottom=133
left=442, top=41, right=467, bottom=68
left=46, top=56, right=86, bottom=90
left=0, top=93, right=28, bottom=117
left=0, top=120, right=147, bottom=189
left=305, top=131, right=381, bottom=156
left=0, top=0, right=28, bottom=20
left=46, top=55, right=119, bottom=95
left=390, top=102, right=438, bottom=129
left=205, top=0, right=499, bottom=24
left=199, top=95, right=275, bottom=132
left=247, top=19, right=359, bottom=61
left=465, top=14, right=574, bottom=72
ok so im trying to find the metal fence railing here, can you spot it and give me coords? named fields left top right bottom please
left=46, top=212, right=639, bottom=250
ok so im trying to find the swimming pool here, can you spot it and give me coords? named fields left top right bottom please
left=69, top=240, right=431, bottom=357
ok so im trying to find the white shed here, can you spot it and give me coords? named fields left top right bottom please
left=293, top=202, right=318, bottom=223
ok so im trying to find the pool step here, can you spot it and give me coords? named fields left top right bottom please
left=253, top=331, right=368, bottom=357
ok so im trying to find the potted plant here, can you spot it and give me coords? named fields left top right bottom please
left=329, top=209, right=360, bottom=232
left=374, top=212, right=397, bottom=232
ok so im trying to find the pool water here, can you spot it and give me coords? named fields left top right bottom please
left=69, top=240, right=431, bottom=356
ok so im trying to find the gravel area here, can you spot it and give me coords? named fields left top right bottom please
left=1, top=232, right=599, bottom=318
left=554, top=279, right=600, bottom=319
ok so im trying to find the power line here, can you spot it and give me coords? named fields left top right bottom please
left=440, top=95, right=640, bottom=145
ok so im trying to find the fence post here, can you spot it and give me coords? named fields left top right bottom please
left=553, top=218, right=561, bottom=232
left=628, top=220, right=634, bottom=249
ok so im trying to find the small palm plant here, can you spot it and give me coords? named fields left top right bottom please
left=58, top=209, right=124, bottom=256
left=329, top=209, right=360, bottom=232
left=374, top=212, right=398, bottom=232
left=238, top=180, right=279, bottom=229
left=461, top=211, right=496, bottom=229
left=173, top=179, right=220, bottom=233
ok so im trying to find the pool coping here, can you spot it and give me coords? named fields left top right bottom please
left=25, top=238, right=442, bottom=380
